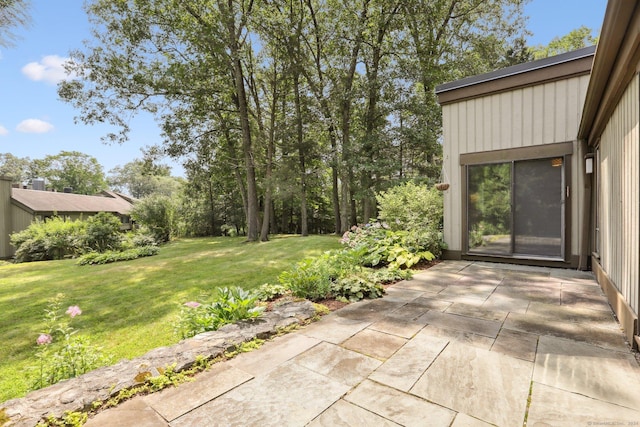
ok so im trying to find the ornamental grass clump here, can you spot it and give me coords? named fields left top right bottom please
left=32, top=294, right=111, bottom=390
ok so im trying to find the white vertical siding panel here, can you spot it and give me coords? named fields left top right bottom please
left=543, top=83, right=556, bottom=143
left=500, top=92, right=513, bottom=149
left=555, top=80, right=568, bottom=142
left=532, top=85, right=544, bottom=145
left=599, top=74, right=640, bottom=314
left=482, top=96, right=492, bottom=152
left=467, top=99, right=477, bottom=154
left=491, top=94, right=501, bottom=149
left=512, top=89, right=523, bottom=147
left=521, top=87, right=533, bottom=147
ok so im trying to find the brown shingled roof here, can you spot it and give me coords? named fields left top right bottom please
left=11, top=189, right=133, bottom=215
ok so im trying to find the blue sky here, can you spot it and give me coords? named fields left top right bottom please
left=0, top=0, right=607, bottom=178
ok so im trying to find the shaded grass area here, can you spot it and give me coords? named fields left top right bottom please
left=0, top=235, right=341, bottom=402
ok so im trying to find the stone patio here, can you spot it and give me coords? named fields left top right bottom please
left=57, top=262, right=640, bottom=425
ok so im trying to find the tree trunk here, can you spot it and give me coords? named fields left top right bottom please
left=293, top=73, right=309, bottom=236
left=225, top=9, right=259, bottom=241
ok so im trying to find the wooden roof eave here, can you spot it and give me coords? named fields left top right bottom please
left=578, top=1, right=640, bottom=145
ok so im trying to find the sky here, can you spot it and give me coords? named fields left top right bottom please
left=0, top=0, right=608, bottom=179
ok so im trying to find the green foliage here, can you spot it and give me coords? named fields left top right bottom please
left=341, top=224, right=436, bottom=268
left=276, top=247, right=415, bottom=302
left=130, top=195, right=176, bottom=243
left=254, top=283, right=289, bottom=302
left=175, top=287, right=265, bottom=339
left=531, top=26, right=598, bottom=60
left=0, top=235, right=340, bottom=402
left=107, top=159, right=180, bottom=199
left=37, top=410, right=88, bottom=427
left=11, top=217, right=85, bottom=262
left=377, top=182, right=443, bottom=231
left=375, top=182, right=444, bottom=257
left=0, top=152, right=30, bottom=183
left=76, top=246, right=159, bottom=266
left=331, top=275, right=384, bottom=303
left=31, top=294, right=111, bottom=391
left=30, top=151, right=106, bottom=195
left=277, top=250, right=357, bottom=301
left=10, top=214, right=155, bottom=264
left=80, top=212, right=123, bottom=253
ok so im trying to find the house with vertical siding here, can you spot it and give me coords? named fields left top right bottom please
left=436, top=0, right=639, bottom=348
left=0, top=176, right=134, bottom=259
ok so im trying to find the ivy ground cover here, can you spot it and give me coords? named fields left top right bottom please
left=0, top=235, right=341, bottom=402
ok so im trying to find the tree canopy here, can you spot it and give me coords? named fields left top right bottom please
left=531, top=26, right=598, bottom=59
left=59, top=0, right=531, bottom=240
left=0, top=0, right=30, bottom=48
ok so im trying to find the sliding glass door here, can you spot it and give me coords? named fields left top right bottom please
left=467, top=157, right=565, bottom=259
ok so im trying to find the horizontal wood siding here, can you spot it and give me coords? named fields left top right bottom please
left=442, top=74, right=590, bottom=252
left=598, top=74, right=640, bottom=315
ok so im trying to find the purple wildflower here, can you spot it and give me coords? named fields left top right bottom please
left=37, top=333, right=52, bottom=345
left=66, top=305, right=82, bottom=318
left=184, top=301, right=201, bottom=308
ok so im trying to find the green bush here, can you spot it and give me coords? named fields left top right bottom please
left=175, top=287, right=265, bottom=339
left=340, top=224, right=436, bottom=268
left=80, top=212, right=123, bottom=252
left=130, top=195, right=176, bottom=243
left=11, top=217, right=85, bottom=262
left=376, top=181, right=443, bottom=231
left=375, top=181, right=444, bottom=256
left=76, top=246, right=159, bottom=265
left=277, top=249, right=358, bottom=301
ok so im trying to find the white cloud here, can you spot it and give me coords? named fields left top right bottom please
left=16, top=119, right=54, bottom=134
left=21, top=55, right=74, bottom=84
left=0, top=125, right=8, bottom=136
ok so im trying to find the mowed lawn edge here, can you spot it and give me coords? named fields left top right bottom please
left=0, top=235, right=341, bottom=402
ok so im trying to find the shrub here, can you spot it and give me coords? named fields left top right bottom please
left=376, top=181, right=443, bottom=231
left=80, top=212, right=123, bottom=252
left=175, top=287, right=265, bottom=339
left=76, top=246, right=159, bottom=265
left=341, top=223, right=436, bottom=268
left=130, top=195, right=176, bottom=243
left=11, top=217, right=85, bottom=262
left=376, top=181, right=444, bottom=256
left=277, top=250, right=358, bottom=301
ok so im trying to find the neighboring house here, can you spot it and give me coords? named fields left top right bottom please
left=436, top=1, right=640, bottom=348
left=0, top=176, right=135, bottom=259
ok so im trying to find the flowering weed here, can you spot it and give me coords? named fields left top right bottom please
left=31, top=294, right=111, bottom=390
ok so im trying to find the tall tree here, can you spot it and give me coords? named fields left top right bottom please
left=107, top=159, right=179, bottom=198
left=59, top=0, right=263, bottom=240
left=0, top=153, right=30, bottom=183
left=30, top=151, right=106, bottom=194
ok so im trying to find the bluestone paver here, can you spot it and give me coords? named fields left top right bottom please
left=81, top=261, right=640, bottom=427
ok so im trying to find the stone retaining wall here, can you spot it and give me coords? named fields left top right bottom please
left=1, top=301, right=317, bottom=427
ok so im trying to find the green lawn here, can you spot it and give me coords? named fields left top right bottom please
left=0, top=235, right=341, bottom=402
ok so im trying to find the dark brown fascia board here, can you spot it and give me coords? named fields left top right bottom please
left=579, top=1, right=640, bottom=144
left=459, top=141, right=574, bottom=165
left=436, top=46, right=595, bottom=105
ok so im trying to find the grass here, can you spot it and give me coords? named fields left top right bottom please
left=0, top=234, right=341, bottom=403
